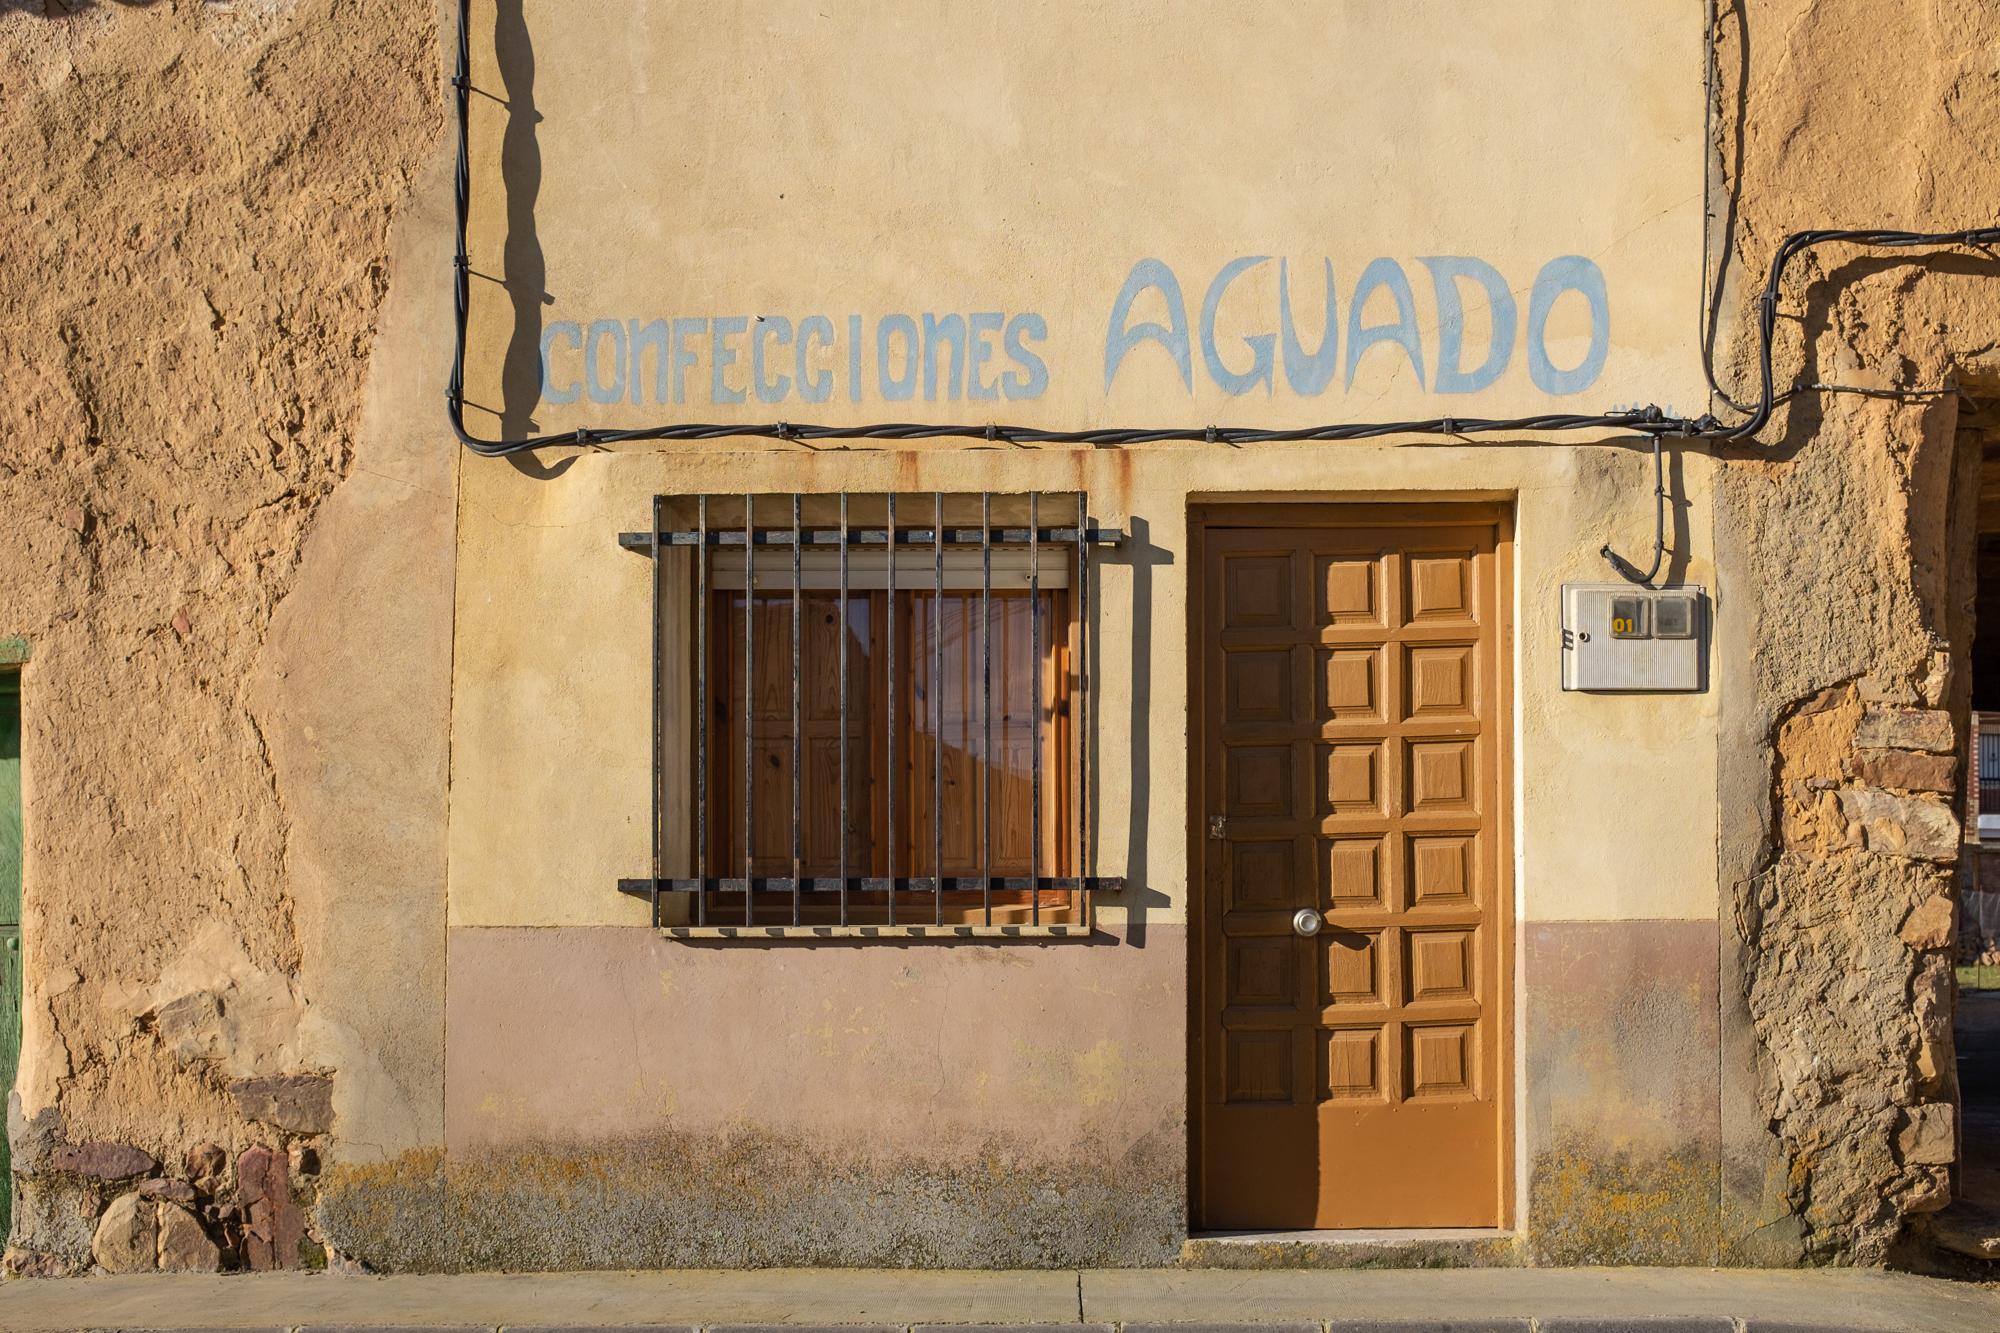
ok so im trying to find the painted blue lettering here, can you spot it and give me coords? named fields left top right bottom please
left=669, top=317, right=705, bottom=405
left=1527, top=256, right=1610, bottom=395
left=1201, top=256, right=1276, bottom=396
left=1345, top=258, right=1425, bottom=390
left=796, top=315, right=834, bottom=403
left=1104, top=258, right=1192, bottom=393
left=878, top=313, right=919, bottom=402
left=1278, top=258, right=1338, bottom=397
left=966, top=312, right=1004, bottom=401
left=585, top=318, right=626, bottom=404
left=1003, top=314, right=1049, bottom=400
left=847, top=314, right=863, bottom=402
left=629, top=320, right=668, bottom=404
left=754, top=316, right=793, bottom=404
left=540, top=321, right=581, bottom=405
left=711, top=315, right=748, bottom=406
left=922, top=313, right=966, bottom=402
left=1422, top=256, right=1517, bottom=395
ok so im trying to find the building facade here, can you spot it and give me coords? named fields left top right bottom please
left=1, top=0, right=1997, bottom=1274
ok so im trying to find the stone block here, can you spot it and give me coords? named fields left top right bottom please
left=1899, top=896, right=1955, bottom=949
left=52, top=1140, right=157, bottom=1180
left=91, top=1191, right=156, bottom=1274
left=155, top=1199, right=221, bottom=1272
left=1834, top=787, right=1958, bottom=861
left=138, top=1176, right=198, bottom=1204
left=230, top=1071, right=335, bottom=1135
left=1850, top=749, right=1955, bottom=792
left=1853, top=706, right=1954, bottom=753
left=237, top=1144, right=305, bottom=1270
left=1895, top=1102, right=1956, bottom=1165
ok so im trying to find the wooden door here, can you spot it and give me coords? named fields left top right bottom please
left=1193, top=504, right=1511, bottom=1230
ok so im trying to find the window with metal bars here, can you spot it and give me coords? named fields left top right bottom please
left=620, top=492, right=1122, bottom=935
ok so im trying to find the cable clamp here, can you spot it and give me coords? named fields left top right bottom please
left=573, top=428, right=595, bottom=447
left=985, top=424, right=998, bottom=443
left=1439, top=418, right=1458, bottom=436
left=1205, top=426, right=1218, bottom=444
left=774, top=422, right=794, bottom=440
left=451, top=74, right=470, bottom=91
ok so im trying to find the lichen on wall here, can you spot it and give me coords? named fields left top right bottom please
left=0, top=0, right=441, bottom=1273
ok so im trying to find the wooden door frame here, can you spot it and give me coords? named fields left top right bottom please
left=1186, top=499, right=1518, bottom=1232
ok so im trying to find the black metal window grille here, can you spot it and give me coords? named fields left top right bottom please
left=620, top=492, right=1122, bottom=936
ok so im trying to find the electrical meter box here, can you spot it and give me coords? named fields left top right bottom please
left=1561, top=584, right=1707, bottom=692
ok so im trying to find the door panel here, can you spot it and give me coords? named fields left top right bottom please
left=1195, top=508, right=1509, bottom=1231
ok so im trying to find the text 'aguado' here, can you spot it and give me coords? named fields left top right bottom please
left=536, top=254, right=1610, bottom=408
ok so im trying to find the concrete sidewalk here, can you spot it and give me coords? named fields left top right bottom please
left=0, top=1268, right=1997, bottom=1333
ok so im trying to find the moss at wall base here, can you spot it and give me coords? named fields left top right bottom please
left=316, top=1123, right=1186, bottom=1272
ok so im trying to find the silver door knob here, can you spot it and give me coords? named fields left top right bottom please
left=1292, top=908, right=1323, bottom=937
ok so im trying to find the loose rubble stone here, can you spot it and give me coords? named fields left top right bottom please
left=237, top=1145, right=305, bottom=1271
left=52, top=1140, right=157, bottom=1181
left=1851, top=748, right=1956, bottom=792
left=91, top=1191, right=156, bottom=1273
left=1852, top=706, right=1954, bottom=753
left=185, top=1141, right=227, bottom=1182
left=1896, top=1102, right=1956, bottom=1165
left=138, top=1177, right=199, bottom=1205
left=155, top=1200, right=222, bottom=1272
left=230, top=1072, right=335, bottom=1135
left=1834, top=787, right=1959, bottom=861
left=1900, top=896, right=1955, bottom=949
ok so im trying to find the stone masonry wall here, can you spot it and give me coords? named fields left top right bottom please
left=0, top=0, right=441, bottom=1274
left=1714, top=0, right=2000, bottom=1264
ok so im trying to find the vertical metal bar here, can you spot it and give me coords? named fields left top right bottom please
left=838, top=492, right=850, bottom=927
left=1029, top=492, right=1041, bottom=919
left=696, top=496, right=709, bottom=927
left=792, top=494, right=803, bottom=927
left=1072, top=491, right=1088, bottom=924
left=981, top=492, right=993, bottom=927
left=886, top=493, right=898, bottom=926
left=933, top=492, right=945, bottom=926
left=744, top=493, right=755, bottom=926
left=649, top=495, right=664, bottom=930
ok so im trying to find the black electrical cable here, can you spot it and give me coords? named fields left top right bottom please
left=1601, top=435, right=1668, bottom=588
left=446, top=0, right=1999, bottom=459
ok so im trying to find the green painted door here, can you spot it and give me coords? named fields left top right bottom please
left=0, top=673, right=20, bottom=1238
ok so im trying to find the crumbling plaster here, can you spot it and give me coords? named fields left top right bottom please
left=0, top=0, right=447, bottom=1273
left=1709, top=0, right=2000, bottom=1265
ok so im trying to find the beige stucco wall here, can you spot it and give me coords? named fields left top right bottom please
left=6, top=0, right=1998, bottom=1278
left=448, top=443, right=1720, bottom=930
left=461, top=0, right=1709, bottom=437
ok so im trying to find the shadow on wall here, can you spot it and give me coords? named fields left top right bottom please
left=492, top=0, right=557, bottom=478
left=1116, top=515, right=1174, bottom=947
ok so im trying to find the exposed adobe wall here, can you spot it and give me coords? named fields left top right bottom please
left=1712, top=0, right=2000, bottom=1265
left=0, top=0, right=444, bottom=1274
